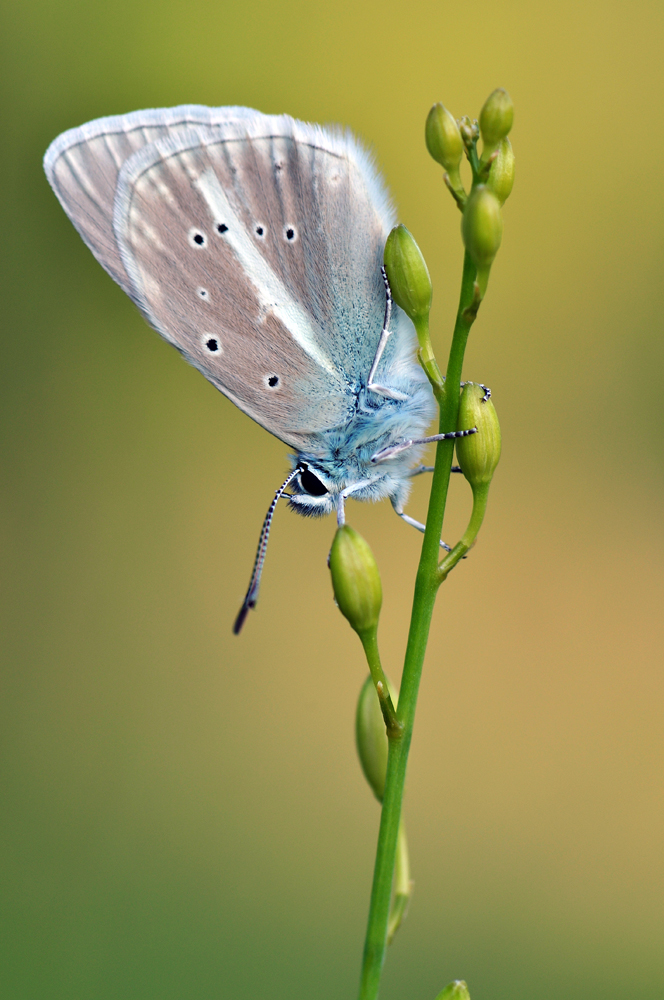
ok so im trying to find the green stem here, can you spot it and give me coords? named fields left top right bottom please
left=414, top=316, right=445, bottom=398
left=437, top=482, right=490, bottom=583
left=360, top=629, right=400, bottom=734
left=386, top=819, right=411, bottom=944
left=357, top=251, right=478, bottom=1000
left=443, top=170, right=467, bottom=211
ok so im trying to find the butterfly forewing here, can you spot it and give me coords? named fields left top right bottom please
left=43, top=106, right=266, bottom=295
left=45, top=108, right=399, bottom=450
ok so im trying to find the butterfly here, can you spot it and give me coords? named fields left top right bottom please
left=44, top=105, right=472, bottom=631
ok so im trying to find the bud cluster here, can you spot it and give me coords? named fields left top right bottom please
left=426, top=89, right=514, bottom=296
left=457, top=115, right=479, bottom=153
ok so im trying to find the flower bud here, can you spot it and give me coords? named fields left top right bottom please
left=355, top=674, right=398, bottom=801
left=479, top=88, right=514, bottom=160
left=457, top=115, right=478, bottom=152
left=384, top=224, right=432, bottom=323
left=461, top=185, right=503, bottom=270
left=329, top=525, right=382, bottom=636
left=434, top=981, right=471, bottom=1000
left=487, top=137, right=515, bottom=205
left=456, top=383, right=501, bottom=487
left=425, top=104, right=463, bottom=174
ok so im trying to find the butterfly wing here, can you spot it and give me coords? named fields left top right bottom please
left=43, top=106, right=261, bottom=295
left=44, top=109, right=399, bottom=449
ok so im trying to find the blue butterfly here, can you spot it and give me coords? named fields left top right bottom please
left=44, top=106, right=471, bottom=630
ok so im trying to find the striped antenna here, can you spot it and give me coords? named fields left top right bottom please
left=233, top=467, right=301, bottom=634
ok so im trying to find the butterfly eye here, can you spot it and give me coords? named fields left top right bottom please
left=216, top=223, right=228, bottom=234
left=266, top=375, right=279, bottom=388
left=299, top=467, right=328, bottom=497
left=197, top=287, right=210, bottom=301
left=204, top=337, right=220, bottom=353
left=254, top=224, right=266, bottom=238
left=284, top=226, right=297, bottom=242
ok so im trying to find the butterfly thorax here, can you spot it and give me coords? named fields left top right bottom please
left=287, top=375, right=436, bottom=517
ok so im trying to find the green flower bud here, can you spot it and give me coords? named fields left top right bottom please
left=384, top=224, right=432, bottom=323
left=355, top=674, right=398, bottom=801
left=457, top=115, right=478, bottom=148
left=425, top=104, right=463, bottom=174
left=329, top=525, right=382, bottom=636
left=461, top=185, right=503, bottom=270
left=487, top=137, right=515, bottom=206
left=456, top=383, right=501, bottom=487
left=434, top=981, right=471, bottom=1000
left=479, top=88, right=514, bottom=160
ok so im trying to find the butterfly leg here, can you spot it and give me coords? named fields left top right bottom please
left=461, top=381, right=491, bottom=402
left=336, top=493, right=347, bottom=527
left=408, top=464, right=464, bottom=477
left=371, top=428, right=476, bottom=464
left=391, top=499, right=452, bottom=551
left=366, top=266, right=409, bottom=402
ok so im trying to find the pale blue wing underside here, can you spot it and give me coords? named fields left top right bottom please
left=44, top=107, right=419, bottom=450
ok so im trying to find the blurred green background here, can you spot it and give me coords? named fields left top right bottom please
left=2, top=1, right=663, bottom=998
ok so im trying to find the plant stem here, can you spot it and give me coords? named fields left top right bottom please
left=437, top=482, right=490, bottom=583
left=357, top=251, right=478, bottom=1000
left=386, top=819, right=411, bottom=944
left=360, top=629, right=400, bottom=734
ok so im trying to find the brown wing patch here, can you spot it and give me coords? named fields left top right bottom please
left=119, top=145, right=354, bottom=444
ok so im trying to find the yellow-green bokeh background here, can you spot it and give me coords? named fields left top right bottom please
left=2, top=2, right=663, bottom=997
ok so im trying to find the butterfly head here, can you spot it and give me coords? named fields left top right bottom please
left=287, top=450, right=418, bottom=520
